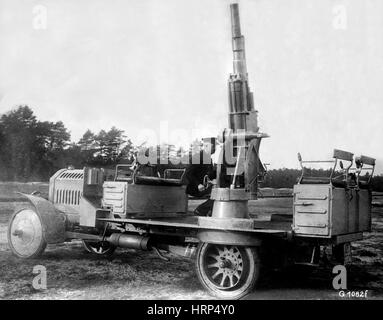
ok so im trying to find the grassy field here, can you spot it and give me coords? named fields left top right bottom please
left=0, top=182, right=48, bottom=201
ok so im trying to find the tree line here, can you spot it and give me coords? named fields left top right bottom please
left=1, top=105, right=382, bottom=191
left=0, top=106, right=134, bottom=181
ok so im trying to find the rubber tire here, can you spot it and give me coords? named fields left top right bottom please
left=8, top=208, right=47, bottom=259
left=195, top=243, right=260, bottom=299
left=82, top=240, right=116, bottom=256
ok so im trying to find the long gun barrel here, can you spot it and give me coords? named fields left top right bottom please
left=231, top=3, right=247, bottom=76
left=228, top=3, right=257, bottom=132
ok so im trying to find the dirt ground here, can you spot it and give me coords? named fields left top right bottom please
left=0, top=198, right=382, bottom=300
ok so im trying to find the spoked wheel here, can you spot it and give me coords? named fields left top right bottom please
left=196, top=243, right=260, bottom=299
left=82, top=240, right=116, bottom=256
left=8, top=208, right=47, bottom=259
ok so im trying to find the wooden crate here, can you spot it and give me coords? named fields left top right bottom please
left=102, top=181, right=188, bottom=218
left=293, top=184, right=371, bottom=237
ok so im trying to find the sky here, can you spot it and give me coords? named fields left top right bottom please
left=0, top=0, right=383, bottom=173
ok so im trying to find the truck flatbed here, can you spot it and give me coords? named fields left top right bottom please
left=97, top=214, right=292, bottom=235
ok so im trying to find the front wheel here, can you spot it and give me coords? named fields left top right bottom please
left=195, top=243, right=260, bottom=299
left=8, top=208, right=47, bottom=259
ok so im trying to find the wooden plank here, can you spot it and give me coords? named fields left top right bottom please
left=333, top=149, right=353, bottom=162
left=96, top=216, right=289, bottom=235
left=360, top=155, right=375, bottom=166
left=198, top=216, right=254, bottom=230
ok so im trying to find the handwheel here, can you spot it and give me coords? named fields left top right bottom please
left=8, top=208, right=47, bottom=259
left=196, top=243, right=260, bottom=299
left=82, top=240, right=116, bottom=256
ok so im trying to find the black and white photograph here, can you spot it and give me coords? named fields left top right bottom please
left=0, top=0, right=382, bottom=306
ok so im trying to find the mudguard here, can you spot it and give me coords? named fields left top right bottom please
left=18, top=193, right=66, bottom=244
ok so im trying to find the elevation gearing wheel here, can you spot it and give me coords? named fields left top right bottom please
left=8, top=208, right=47, bottom=259
left=82, top=240, right=116, bottom=256
left=195, top=243, right=260, bottom=299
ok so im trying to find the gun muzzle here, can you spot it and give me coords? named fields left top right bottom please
left=230, top=3, right=247, bottom=76
left=230, top=3, right=241, bottom=37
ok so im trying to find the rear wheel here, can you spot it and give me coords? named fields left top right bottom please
left=196, top=243, right=260, bottom=299
left=83, top=240, right=116, bottom=256
left=8, top=208, right=47, bottom=259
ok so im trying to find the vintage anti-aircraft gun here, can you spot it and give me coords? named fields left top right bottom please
left=7, top=3, right=376, bottom=300
left=207, top=4, right=268, bottom=220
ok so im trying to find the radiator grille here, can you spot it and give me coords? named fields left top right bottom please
left=55, top=189, right=82, bottom=206
left=50, top=169, right=85, bottom=207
